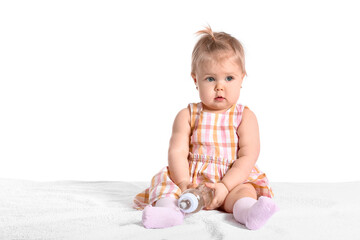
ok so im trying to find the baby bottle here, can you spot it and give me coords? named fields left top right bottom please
left=178, top=184, right=214, bottom=214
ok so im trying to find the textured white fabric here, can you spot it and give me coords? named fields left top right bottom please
left=1, top=179, right=360, bottom=239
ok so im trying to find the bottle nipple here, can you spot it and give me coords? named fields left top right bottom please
left=178, top=192, right=199, bottom=213
left=179, top=199, right=191, bottom=210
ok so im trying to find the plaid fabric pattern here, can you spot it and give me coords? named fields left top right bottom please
left=133, top=103, right=273, bottom=210
left=189, top=102, right=241, bottom=162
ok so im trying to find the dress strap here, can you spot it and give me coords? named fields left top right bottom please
left=235, top=104, right=245, bottom=127
left=188, top=103, right=201, bottom=133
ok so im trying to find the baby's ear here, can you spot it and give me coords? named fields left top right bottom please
left=191, top=73, right=196, bottom=82
left=241, top=73, right=246, bottom=80
left=191, top=73, right=198, bottom=86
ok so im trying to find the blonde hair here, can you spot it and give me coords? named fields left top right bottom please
left=191, top=26, right=247, bottom=76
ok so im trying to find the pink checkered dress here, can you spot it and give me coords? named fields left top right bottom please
left=133, top=103, right=274, bottom=210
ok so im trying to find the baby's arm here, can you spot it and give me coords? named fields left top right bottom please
left=221, top=107, right=260, bottom=192
left=168, top=108, right=192, bottom=192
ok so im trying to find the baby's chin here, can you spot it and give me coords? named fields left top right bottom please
left=201, top=102, right=233, bottom=113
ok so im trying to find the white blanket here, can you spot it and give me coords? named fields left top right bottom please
left=1, top=179, right=359, bottom=239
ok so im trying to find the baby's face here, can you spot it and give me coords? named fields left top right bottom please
left=192, top=54, right=244, bottom=113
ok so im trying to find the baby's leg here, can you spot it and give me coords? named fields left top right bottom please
left=223, top=183, right=278, bottom=230
left=142, top=197, right=184, bottom=229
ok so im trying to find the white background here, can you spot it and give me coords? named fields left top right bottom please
left=1, top=0, right=359, bottom=182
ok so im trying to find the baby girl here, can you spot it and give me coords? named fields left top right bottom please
left=134, top=26, right=278, bottom=230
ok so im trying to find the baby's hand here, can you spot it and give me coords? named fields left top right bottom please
left=204, top=182, right=229, bottom=210
left=177, top=181, right=197, bottom=193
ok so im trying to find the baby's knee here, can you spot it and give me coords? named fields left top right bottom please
left=222, top=183, right=257, bottom=213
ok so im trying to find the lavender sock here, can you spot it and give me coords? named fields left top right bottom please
left=142, top=198, right=184, bottom=229
left=233, top=196, right=278, bottom=230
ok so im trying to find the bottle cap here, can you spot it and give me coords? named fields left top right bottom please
left=178, top=193, right=198, bottom=213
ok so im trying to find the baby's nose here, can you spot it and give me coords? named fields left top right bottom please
left=215, top=84, right=224, bottom=91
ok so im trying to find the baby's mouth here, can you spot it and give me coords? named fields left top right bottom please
left=215, top=96, right=225, bottom=101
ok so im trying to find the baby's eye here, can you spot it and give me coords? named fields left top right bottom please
left=226, top=76, right=233, bottom=81
left=206, top=77, right=215, bottom=82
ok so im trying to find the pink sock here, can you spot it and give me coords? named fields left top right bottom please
left=142, top=198, right=184, bottom=229
left=233, top=196, right=278, bottom=230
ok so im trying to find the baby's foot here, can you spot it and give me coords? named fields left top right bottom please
left=245, top=196, right=278, bottom=230
left=142, top=205, right=184, bottom=229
